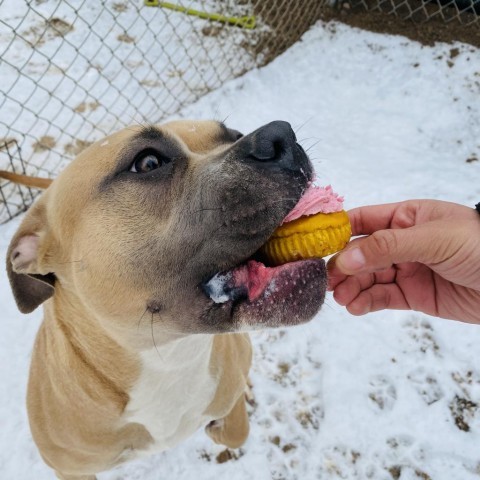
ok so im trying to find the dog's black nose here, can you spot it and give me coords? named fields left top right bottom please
left=249, top=121, right=296, bottom=163
left=236, top=120, right=309, bottom=176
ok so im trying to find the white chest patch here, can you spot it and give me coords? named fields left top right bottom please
left=124, top=335, right=217, bottom=456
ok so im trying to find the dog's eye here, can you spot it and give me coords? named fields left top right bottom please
left=130, top=151, right=169, bottom=173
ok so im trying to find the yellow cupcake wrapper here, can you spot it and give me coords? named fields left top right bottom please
left=261, top=210, right=351, bottom=266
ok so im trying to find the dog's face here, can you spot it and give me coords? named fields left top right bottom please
left=7, top=120, right=327, bottom=344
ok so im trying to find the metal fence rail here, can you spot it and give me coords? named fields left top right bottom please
left=0, top=0, right=478, bottom=223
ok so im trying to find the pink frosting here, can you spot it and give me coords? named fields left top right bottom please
left=282, top=185, right=344, bottom=224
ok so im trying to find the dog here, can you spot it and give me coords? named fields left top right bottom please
left=5, top=120, right=327, bottom=479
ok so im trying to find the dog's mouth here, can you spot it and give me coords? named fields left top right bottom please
left=201, top=183, right=340, bottom=329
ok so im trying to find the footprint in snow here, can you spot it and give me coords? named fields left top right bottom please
left=368, top=375, right=397, bottom=411
left=407, top=367, right=444, bottom=405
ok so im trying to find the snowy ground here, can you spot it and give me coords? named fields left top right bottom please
left=2, top=20, right=480, bottom=480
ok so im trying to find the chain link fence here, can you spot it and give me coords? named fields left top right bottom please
left=0, top=0, right=479, bottom=223
left=323, top=0, right=479, bottom=47
left=0, top=0, right=326, bottom=223
left=349, top=0, right=479, bottom=24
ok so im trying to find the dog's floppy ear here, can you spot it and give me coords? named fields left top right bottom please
left=6, top=198, right=56, bottom=313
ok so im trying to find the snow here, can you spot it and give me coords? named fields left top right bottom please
left=203, top=272, right=233, bottom=303
left=2, top=19, right=480, bottom=480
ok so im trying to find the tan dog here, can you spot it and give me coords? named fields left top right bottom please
left=5, top=120, right=327, bottom=479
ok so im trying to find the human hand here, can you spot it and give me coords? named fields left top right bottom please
left=327, top=200, right=480, bottom=324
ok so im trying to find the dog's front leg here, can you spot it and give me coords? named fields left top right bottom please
left=205, top=392, right=249, bottom=449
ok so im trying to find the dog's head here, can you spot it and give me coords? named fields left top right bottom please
left=7, top=120, right=327, bottom=344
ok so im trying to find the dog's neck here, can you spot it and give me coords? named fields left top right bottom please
left=41, top=286, right=140, bottom=401
left=137, top=335, right=214, bottom=369
left=124, top=334, right=216, bottom=452
left=42, top=284, right=216, bottom=398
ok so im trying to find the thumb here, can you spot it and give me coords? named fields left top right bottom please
left=335, top=223, right=451, bottom=275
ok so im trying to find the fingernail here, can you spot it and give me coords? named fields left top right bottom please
left=337, top=248, right=365, bottom=272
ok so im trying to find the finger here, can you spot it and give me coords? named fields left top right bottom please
left=346, top=283, right=410, bottom=316
left=326, top=254, right=347, bottom=291
left=333, top=273, right=371, bottom=306
left=348, top=202, right=412, bottom=236
left=348, top=200, right=476, bottom=237
left=332, top=268, right=397, bottom=306
left=327, top=236, right=382, bottom=288
left=335, top=221, right=456, bottom=276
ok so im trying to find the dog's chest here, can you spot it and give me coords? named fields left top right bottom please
left=124, top=336, right=217, bottom=454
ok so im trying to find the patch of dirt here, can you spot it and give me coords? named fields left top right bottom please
left=140, top=79, right=163, bottom=87
left=368, top=375, right=397, bottom=410
left=318, top=2, right=480, bottom=48
left=407, top=368, right=443, bottom=405
left=404, top=319, right=440, bottom=355
left=64, top=139, right=93, bottom=156
left=451, top=370, right=480, bottom=396
left=270, top=435, right=281, bottom=446
left=199, top=450, right=212, bottom=462
left=117, top=33, right=135, bottom=44
left=248, top=0, right=326, bottom=65
left=215, top=448, right=241, bottom=464
left=0, top=138, right=18, bottom=150
left=236, top=0, right=478, bottom=69
left=388, top=466, right=432, bottom=479
left=449, top=394, right=478, bottom=432
left=49, top=18, right=73, bottom=37
left=269, top=435, right=297, bottom=453
left=24, top=18, right=73, bottom=46
left=282, top=443, right=296, bottom=453
left=415, top=470, right=433, bottom=480
left=166, top=69, right=185, bottom=78
left=202, top=24, right=222, bottom=37
left=273, top=361, right=295, bottom=386
left=112, top=2, right=128, bottom=13
left=388, top=465, right=402, bottom=479
left=32, top=135, right=56, bottom=152
left=296, top=405, right=322, bottom=430
left=74, top=101, right=101, bottom=113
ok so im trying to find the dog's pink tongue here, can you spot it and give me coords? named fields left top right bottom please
left=232, top=261, right=277, bottom=302
left=203, top=261, right=282, bottom=304
left=283, top=185, right=344, bottom=224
